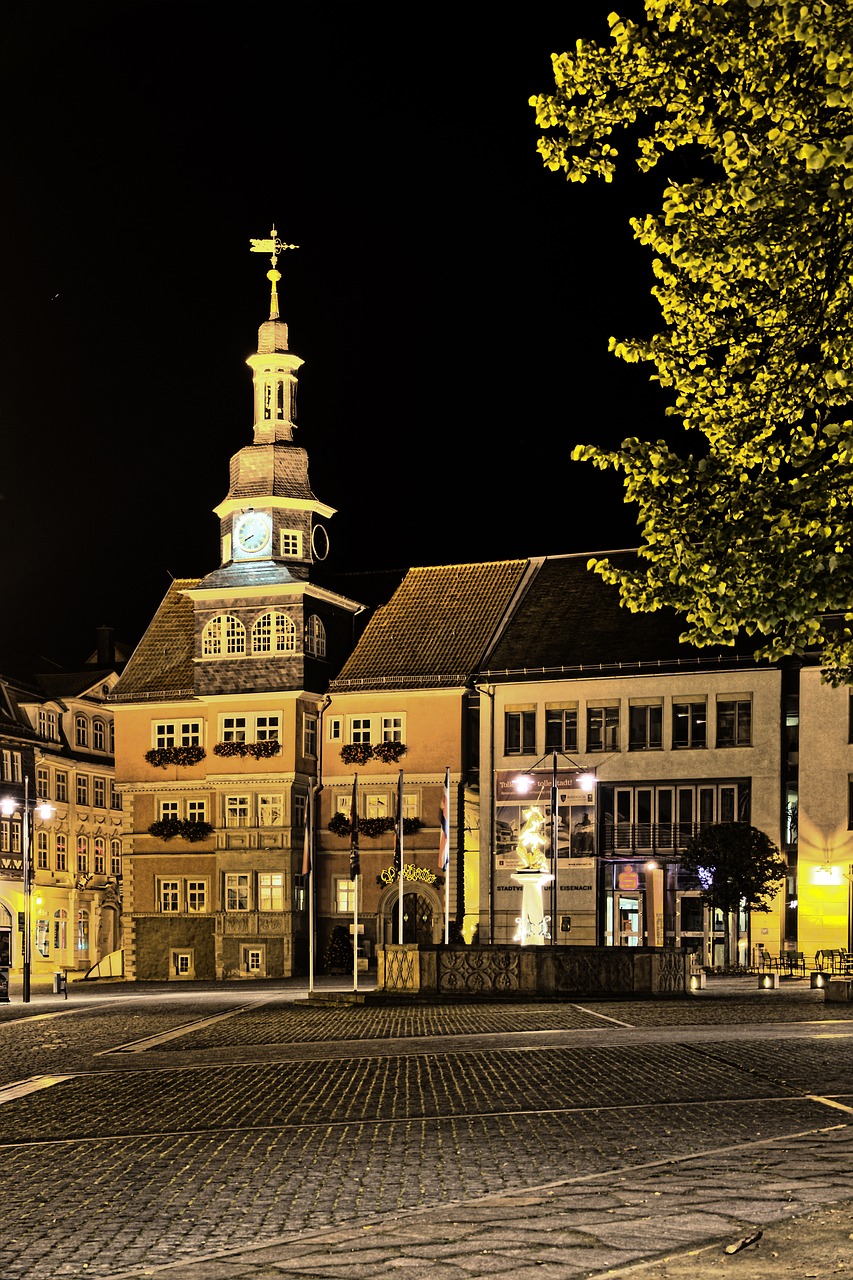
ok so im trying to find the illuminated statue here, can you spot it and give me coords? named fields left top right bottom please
left=515, top=806, right=549, bottom=872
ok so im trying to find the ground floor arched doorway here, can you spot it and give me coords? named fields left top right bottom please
left=380, top=883, right=443, bottom=944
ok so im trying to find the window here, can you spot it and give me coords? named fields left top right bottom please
left=255, top=715, right=279, bottom=741
left=403, top=792, right=419, bottom=820
left=628, top=703, right=663, bottom=751
left=351, top=717, right=372, bottom=744
left=304, top=713, right=318, bottom=757
left=38, top=709, right=58, bottom=741
left=76, top=837, right=89, bottom=874
left=258, top=873, right=284, bottom=911
left=258, top=794, right=284, bottom=826
left=36, top=832, right=49, bottom=870
left=110, top=781, right=122, bottom=810
left=293, top=793, right=307, bottom=828
left=673, top=702, right=707, bottom=749
left=55, top=771, right=68, bottom=803
left=109, top=722, right=115, bottom=753
left=305, top=615, right=326, bottom=658
left=225, top=795, right=250, bottom=827
left=93, top=719, right=106, bottom=751
left=154, top=720, right=203, bottom=748
left=160, top=800, right=180, bottom=821
left=366, top=794, right=388, bottom=819
left=171, top=950, right=194, bottom=977
left=587, top=705, right=620, bottom=752
left=93, top=838, right=106, bottom=874
left=716, top=698, right=752, bottom=747
left=36, top=766, right=49, bottom=796
left=54, top=909, right=67, bottom=951
left=243, top=946, right=264, bottom=973
left=202, top=614, right=246, bottom=656
left=160, top=880, right=180, bottom=912
left=76, top=909, right=89, bottom=955
left=110, top=839, right=121, bottom=876
left=222, top=716, right=248, bottom=743
left=252, top=611, right=296, bottom=654
left=381, top=716, right=403, bottom=743
left=75, top=715, right=89, bottom=747
left=187, top=799, right=207, bottom=824
left=505, top=710, right=536, bottom=755
left=77, top=775, right=89, bottom=805
left=545, top=706, right=578, bottom=754
left=36, top=916, right=50, bottom=958
left=93, top=777, right=107, bottom=808
left=280, top=531, right=302, bottom=557
left=187, top=880, right=207, bottom=912
left=55, top=834, right=67, bottom=871
left=336, top=878, right=356, bottom=913
left=225, top=873, right=250, bottom=911
left=328, top=716, right=343, bottom=742
left=2, top=750, right=22, bottom=781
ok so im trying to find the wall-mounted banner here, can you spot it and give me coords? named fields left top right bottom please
left=495, top=770, right=594, bottom=865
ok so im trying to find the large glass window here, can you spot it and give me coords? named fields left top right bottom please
left=225, top=873, right=250, bottom=911
left=252, top=611, right=296, bottom=654
left=628, top=704, right=663, bottom=751
left=154, top=720, right=203, bottom=748
left=716, top=699, right=752, bottom=747
left=673, top=703, right=707, bottom=749
left=505, top=710, right=536, bottom=755
left=305, top=615, right=326, bottom=658
left=75, top=715, right=89, bottom=747
left=587, top=705, right=620, bottom=752
left=160, top=881, right=180, bottom=912
left=187, top=881, right=207, bottom=912
left=258, top=873, right=284, bottom=912
left=225, top=795, right=250, bottom=827
left=202, top=615, right=246, bottom=657
left=545, top=707, right=578, bottom=754
left=55, top=771, right=68, bottom=803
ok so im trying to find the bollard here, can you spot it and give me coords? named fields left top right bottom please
left=758, top=972, right=779, bottom=990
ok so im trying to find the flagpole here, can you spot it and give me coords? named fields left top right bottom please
left=397, top=769, right=404, bottom=945
left=444, top=767, right=451, bottom=944
left=306, top=789, right=314, bottom=994
left=350, top=773, right=360, bottom=994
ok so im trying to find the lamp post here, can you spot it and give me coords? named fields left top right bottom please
left=1, top=776, right=52, bottom=1003
left=512, top=752, right=598, bottom=945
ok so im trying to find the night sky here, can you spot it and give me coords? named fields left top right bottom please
left=1, top=0, right=670, bottom=670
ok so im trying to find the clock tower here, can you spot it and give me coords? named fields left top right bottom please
left=185, top=228, right=362, bottom=695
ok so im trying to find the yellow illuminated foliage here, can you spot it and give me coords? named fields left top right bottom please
left=530, top=1, right=853, bottom=682
left=515, top=806, right=549, bottom=871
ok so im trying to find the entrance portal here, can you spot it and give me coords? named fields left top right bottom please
left=391, top=893, right=434, bottom=944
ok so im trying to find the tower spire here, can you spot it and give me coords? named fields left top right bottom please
left=249, top=225, right=299, bottom=321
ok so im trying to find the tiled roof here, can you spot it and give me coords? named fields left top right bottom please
left=331, top=561, right=529, bottom=689
left=483, top=551, right=762, bottom=675
left=35, top=670, right=115, bottom=700
left=111, top=580, right=199, bottom=702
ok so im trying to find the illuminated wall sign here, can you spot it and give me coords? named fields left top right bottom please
left=617, top=868, right=639, bottom=891
left=379, top=864, right=437, bottom=886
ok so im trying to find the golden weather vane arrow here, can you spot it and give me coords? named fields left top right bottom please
left=249, top=225, right=299, bottom=320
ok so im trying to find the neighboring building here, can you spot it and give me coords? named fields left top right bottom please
left=112, top=257, right=365, bottom=981
left=0, top=633, right=127, bottom=986
left=474, top=553, right=786, bottom=966
left=318, top=559, right=532, bottom=959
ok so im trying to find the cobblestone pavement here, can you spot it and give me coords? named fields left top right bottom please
left=0, top=976, right=851, bottom=1279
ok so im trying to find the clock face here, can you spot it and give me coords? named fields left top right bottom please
left=235, top=512, right=272, bottom=555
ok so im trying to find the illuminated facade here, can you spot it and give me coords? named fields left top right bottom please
left=112, top=246, right=364, bottom=980
left=0, top=646, right=127, bottom=985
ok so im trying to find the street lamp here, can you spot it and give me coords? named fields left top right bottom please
left=513, top=751, right=598, bottom=944
left=1, top=776, right=52, bottom=1003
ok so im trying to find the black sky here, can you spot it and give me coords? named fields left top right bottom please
left=0, top=0, right=670, bottom=670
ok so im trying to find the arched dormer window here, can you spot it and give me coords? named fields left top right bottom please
left=305, top=615, right=326, bottom=658
left=202, top=615, right=246, bottom=657
left=75, top=715, right=89, bottom=748
left=93, top=719, right=106, bottom=752
left=252, top=612, right=297, bottom=654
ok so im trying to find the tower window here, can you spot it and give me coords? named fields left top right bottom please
left=202, top=615, right=246, bottom=657
left=280, top=531, right=302, bottom=558
left=305, top=615, right=326, bottom=658
left=253, top=611, right=296, bottom=654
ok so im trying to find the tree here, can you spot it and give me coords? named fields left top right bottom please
left=679, top=823, right=786, bottom=966
left=530, top=1, right=853, bottom=682
left=324, top=925, right=353, bottom=974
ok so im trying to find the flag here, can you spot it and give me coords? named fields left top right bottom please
left=301, top=789, right=312, bottom=880
left=349, top=773, right=360, bottom=880
left=439, top=767, right=450, bottom=871
left=394, top=769, right=404, bottom=874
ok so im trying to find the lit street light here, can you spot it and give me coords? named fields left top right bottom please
left=1, top=776, right=52, bottom=1003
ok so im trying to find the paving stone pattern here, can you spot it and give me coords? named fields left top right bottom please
left=0, top=981, right=851, bottom=1280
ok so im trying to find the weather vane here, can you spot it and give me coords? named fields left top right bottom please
left=249, top=225, right=299, bottom=320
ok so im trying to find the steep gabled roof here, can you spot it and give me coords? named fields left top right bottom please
left=331, top=560, right=529, bottom=689
left=111, top=580, right=199, bottom=703
left=483, top=551, right=763, bottom=677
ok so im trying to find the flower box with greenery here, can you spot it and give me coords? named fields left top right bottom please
left=327, top=812, right=423, bottom=839
left=213, top=740, right=282, bottom=759
left=144, top=746, right=206, bottom=769
left=339, top=742, right=374, bottom=766
left=148, top=817, right=215, bottom=843
left=372, top=741, right=407, bottom=764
